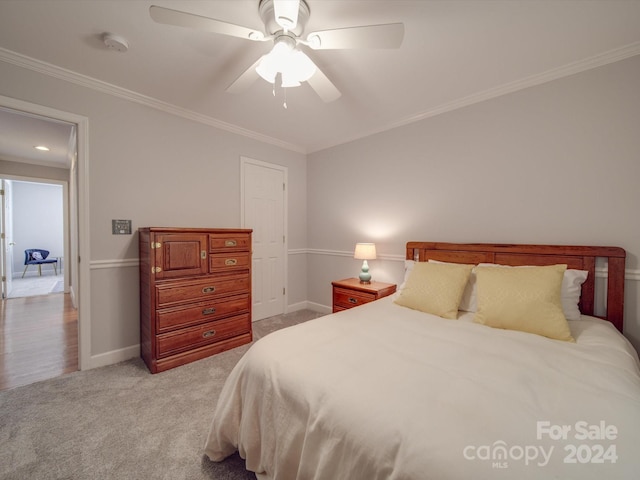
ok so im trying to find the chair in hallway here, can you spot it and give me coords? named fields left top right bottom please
left=22, top=249, right=58, bottom=277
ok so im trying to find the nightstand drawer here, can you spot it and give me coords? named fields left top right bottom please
left=333, top=288, right=376, bottom=309
left=331, top=278, right=397, bottom=313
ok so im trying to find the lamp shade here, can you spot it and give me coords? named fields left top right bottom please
left=354, top=243, right=376, bottom=260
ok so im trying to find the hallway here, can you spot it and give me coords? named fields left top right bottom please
left=0, top=293, right=77, bottom=390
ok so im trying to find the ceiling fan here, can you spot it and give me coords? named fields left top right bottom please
left=149, top=0, right=404, bottom=103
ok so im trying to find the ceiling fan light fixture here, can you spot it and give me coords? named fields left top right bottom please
left=256, top=40, right=292, bottom=83
left=256, top=35, right=315, bottom=87
left=288, top=50, right=316, bottom=82
left=256, top=58, right=277, bottom=83
left=281, top=72, right=301, bottom=88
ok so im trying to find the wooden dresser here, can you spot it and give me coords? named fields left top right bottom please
left=332, top=278, right=397, bottom=313
left=139, top=227, right=252, bottom=373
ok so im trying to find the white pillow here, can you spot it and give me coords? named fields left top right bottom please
left=560, top=269, right=589, bottom=321
left=478, top=263, right=588, bottom=321
left=392, top=259, right=416, bottom=300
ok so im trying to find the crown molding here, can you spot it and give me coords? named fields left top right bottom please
left=311, top=41, right=640, bottom=153
left=0, top=47, right=306, bottom=154
left=3, top=41, right=639, bottom=157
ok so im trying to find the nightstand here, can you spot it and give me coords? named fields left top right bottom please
left=331, top=278, right=397, bottom=313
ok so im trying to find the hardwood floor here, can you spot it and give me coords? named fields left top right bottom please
left=0, top=293, right=78, bottom=391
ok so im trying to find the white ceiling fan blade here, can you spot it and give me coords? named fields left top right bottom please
left=226, top=56, right=264, bottom=94
left=149, top=5, right=265, bottom=41
left=306, top=23, right=404, bottom=50
left=307, top=66, right=341, bottom=103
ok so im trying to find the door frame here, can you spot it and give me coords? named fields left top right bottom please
left=1, top=179, right=14, bottom=298
left=240, top=156, right=288, bottom=316
left=0, top=94, right=91, bottom=371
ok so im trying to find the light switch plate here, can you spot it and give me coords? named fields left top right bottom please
left=112, top=219, right=132, bottom=235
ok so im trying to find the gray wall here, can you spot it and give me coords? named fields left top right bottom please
left=1, top=48, right=639, bottom=363
left=308, top=55, right=640, bottom=352
left=11, top=181, right=63, bottom=276
left=0, top=59, right=308, bottom=366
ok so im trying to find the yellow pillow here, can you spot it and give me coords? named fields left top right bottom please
left=394, top=262, right=473, bottom=319
left=474, top=264, right=574, bottom=342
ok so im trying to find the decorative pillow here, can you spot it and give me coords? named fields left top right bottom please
left=31, top=251, right=43, bottom=260
left=478, top=263, right=588, bottom=321
left=474, top=264, right=575, bottom=342
left=394, top=262, right=474, bottom=319
left=428, top=260, right=477, bottom=312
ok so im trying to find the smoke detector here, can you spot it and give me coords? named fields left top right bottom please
left=103, top=33, right=129, bottom=52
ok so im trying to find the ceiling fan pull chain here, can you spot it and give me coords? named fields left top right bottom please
left=283, top=87, right=288, bottom=109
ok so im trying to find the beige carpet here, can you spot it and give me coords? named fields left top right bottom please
left=0, top=309, right=325, bottom=480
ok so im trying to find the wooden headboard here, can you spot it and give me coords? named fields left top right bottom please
left=406, top=242, right=626, bottom=332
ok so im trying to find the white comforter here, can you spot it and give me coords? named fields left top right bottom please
left=204, top=297, right=640, bottom=479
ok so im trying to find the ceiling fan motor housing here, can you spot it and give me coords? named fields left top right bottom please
left=259, top=0, right=310, bottom=36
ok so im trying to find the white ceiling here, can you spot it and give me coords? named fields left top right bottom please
left=0, top=107, right=74, bottom=169
left=0, top=0, right=639, bottom=164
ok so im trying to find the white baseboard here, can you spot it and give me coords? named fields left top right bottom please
left=288, top=301, right=331, bottom=313
left=288, top=301, right=332, bottom=315
left=286, top=301, right=308, bottom=312
left=89, top=344, right=139, bottom=369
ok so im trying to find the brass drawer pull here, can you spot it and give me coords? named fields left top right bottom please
left=348, top=297, right=358, bottom=304
left=202, top=330, right=216, bottom=338
left=202, top=307, right=216, bottom=315
left=225, top=258, right=238, bottom=266
left=201, top=250, right=207, bottom=259
left=225, top=239, right=237, bottom=247
left=202, top=286, right=216, bottom=293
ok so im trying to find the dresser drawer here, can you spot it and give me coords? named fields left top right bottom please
left=156, top=313, right=251, bottom=358
left=333, top=287, right=377, bottom=309
left=209, top=233, right=251, bottom=252
left=209, top=252, right=251, bottom=273
left=156, top=294, right=250, bottom=333
left=156, top=275, right=249, bottom=308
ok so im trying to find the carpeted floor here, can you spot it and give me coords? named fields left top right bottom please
left=0, top=309, right=325, bottom=480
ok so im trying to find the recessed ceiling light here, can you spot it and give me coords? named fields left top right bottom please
left=34, top=145, right=50, bottom=151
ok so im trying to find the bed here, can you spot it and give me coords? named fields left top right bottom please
left=204, top=242, right=640, bottom=479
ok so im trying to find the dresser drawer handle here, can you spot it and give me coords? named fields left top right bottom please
left=202, top=330, right=216, bottom=338
left=202, top=286, right=216, bottom=293
left=202, top=307, right=216, bottom=315
left=225, top=240, right=237, bottom=247
left=225, top=258, right=238, bottom=266
left=348, top=297, right=358, bottom=304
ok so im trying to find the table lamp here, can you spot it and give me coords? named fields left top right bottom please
left=354, top=243, right=376, bottom=284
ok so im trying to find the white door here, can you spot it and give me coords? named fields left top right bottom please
left=242, top=158, right=286, bottom=321
left=0, top=179, right=14, bottom=298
